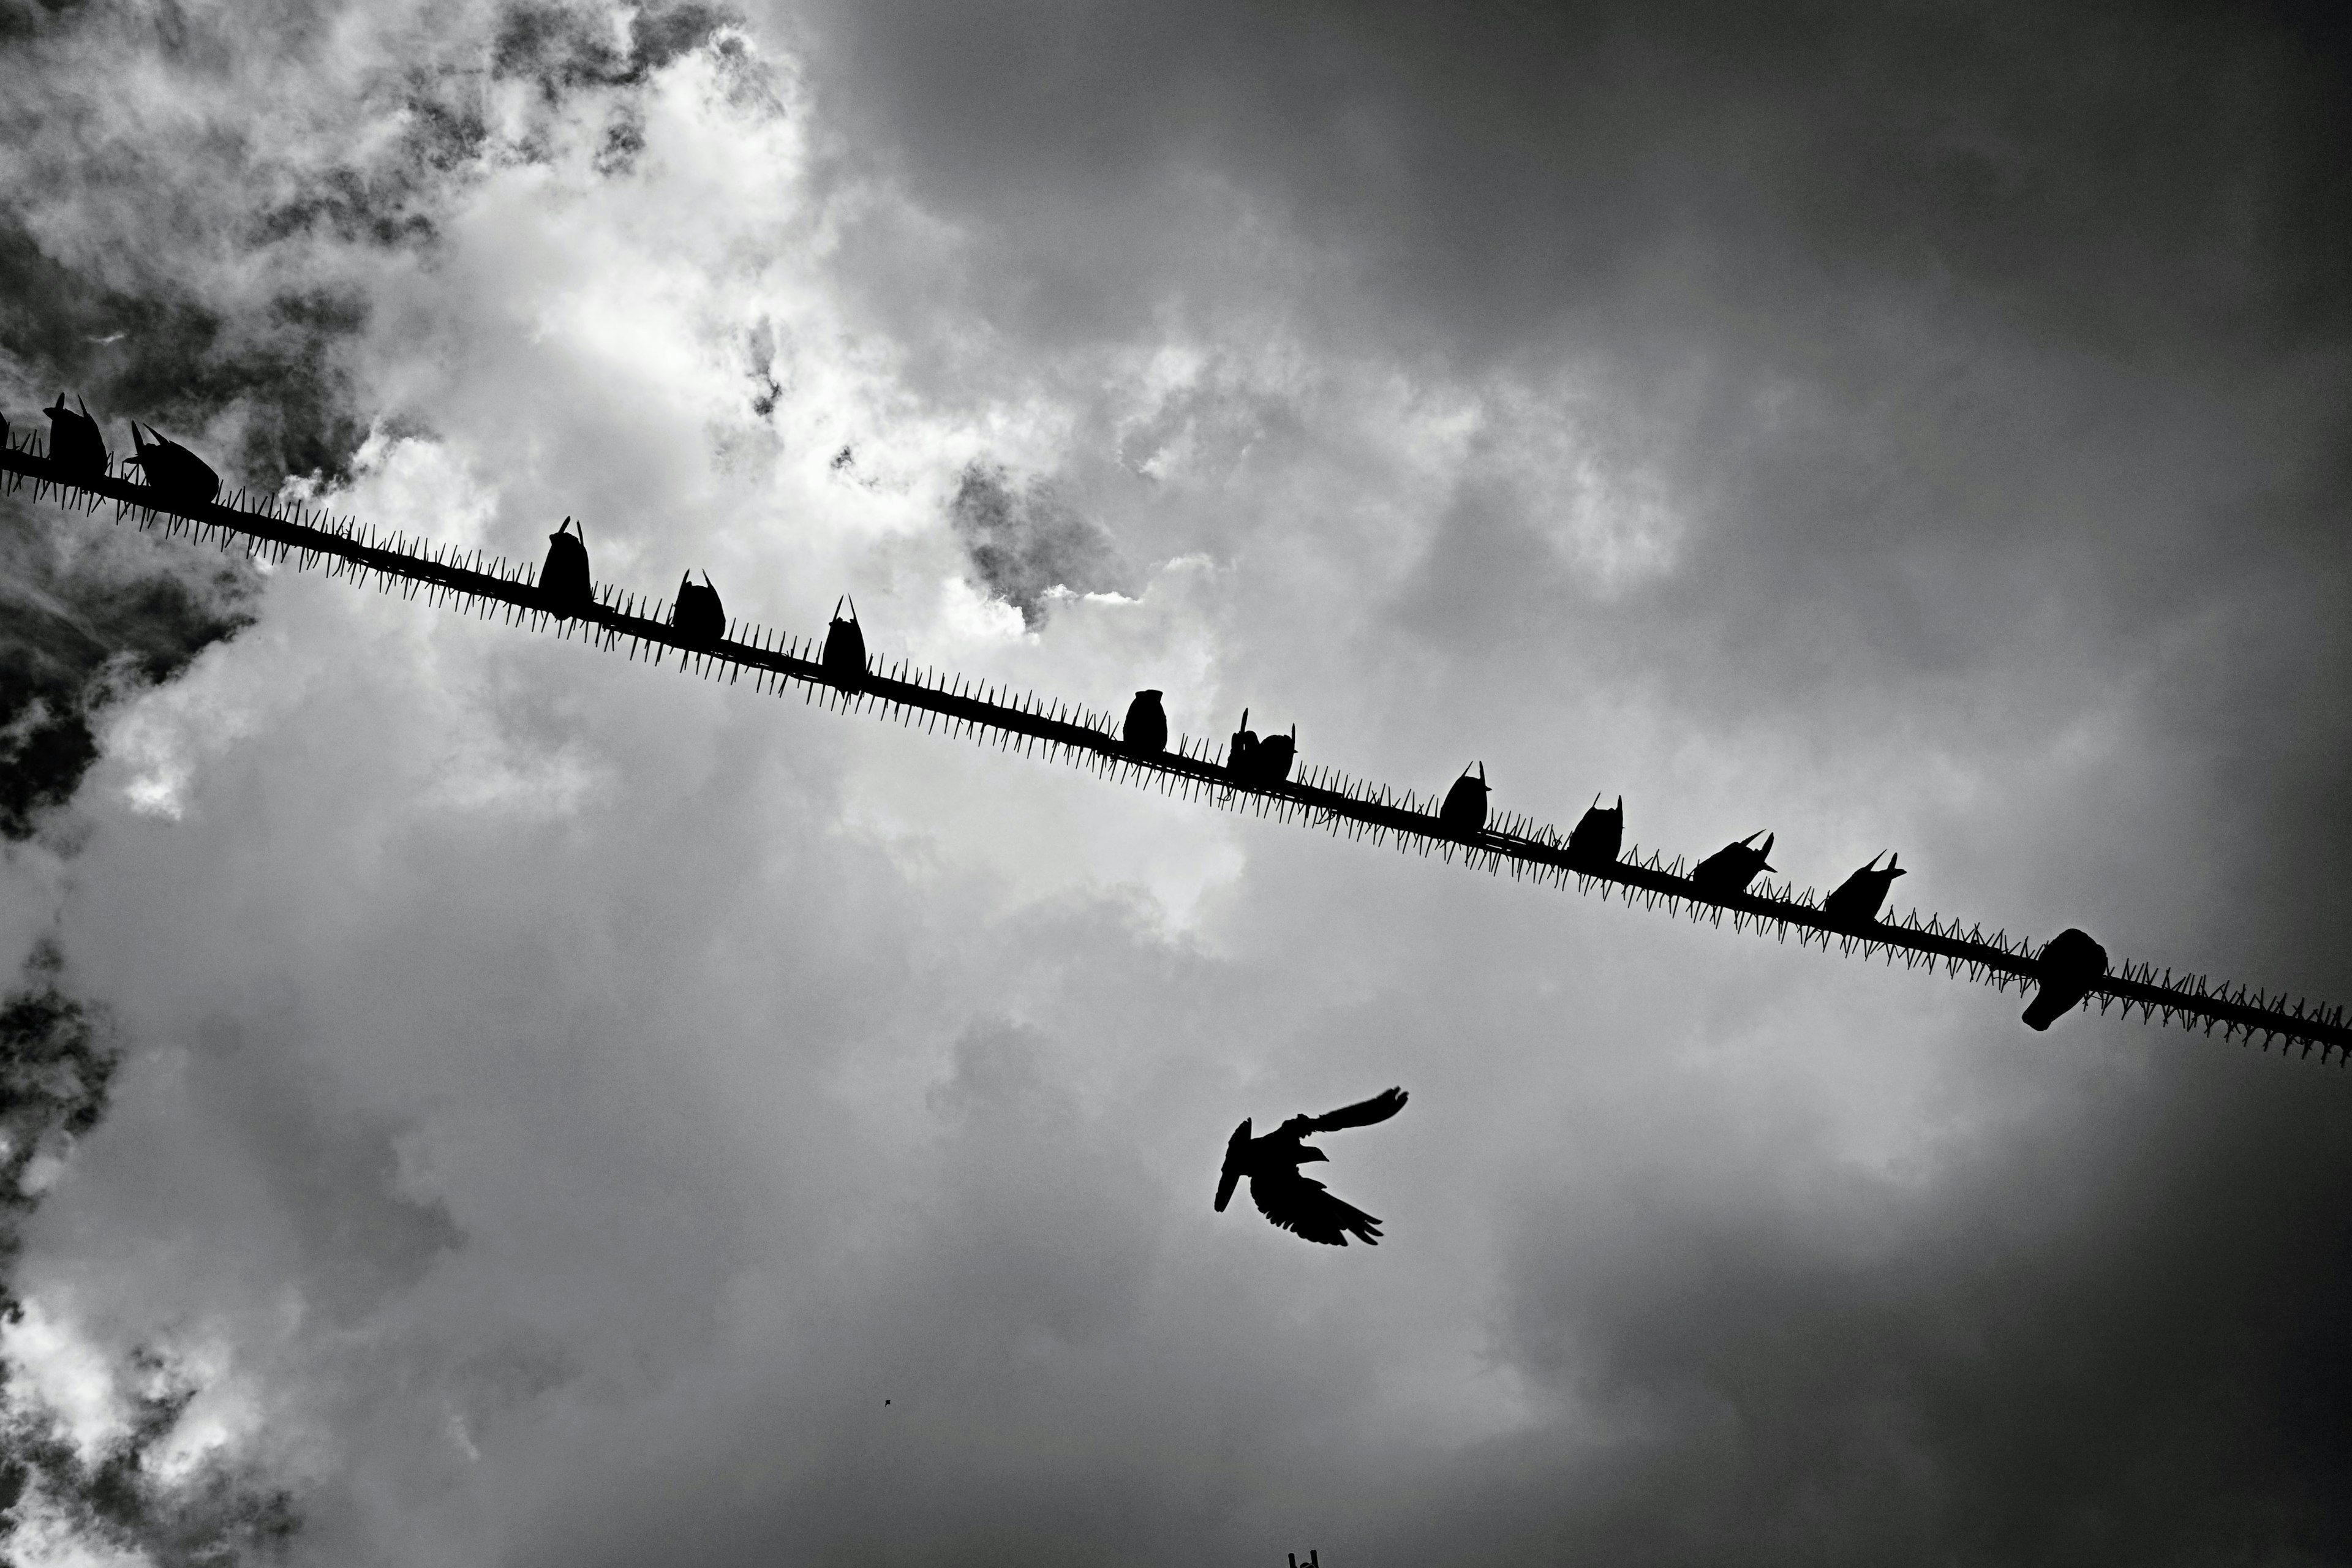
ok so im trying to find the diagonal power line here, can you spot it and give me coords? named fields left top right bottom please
left=4, top=423, right=2345, bottom=1065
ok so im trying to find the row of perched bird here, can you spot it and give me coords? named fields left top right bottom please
left=6, top=395, right=224, bottom=502
left=538, top=517, right=1969, bottom=951
left=9, top=405, right=2113, bottom=1036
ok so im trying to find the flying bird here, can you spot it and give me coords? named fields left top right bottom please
left=1215, top=1086, right=1408, bottom=1246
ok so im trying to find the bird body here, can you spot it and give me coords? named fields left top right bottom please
left=1569, top=794, right=1623, bottom=867
left=1215, top=1087, right=1408, bottom=1246
left=538, top=518, right=593, bottom=619
left=1822, top=851, right=1904, bottom=926
left=1691, top=831, right=1774, bottom=897
left=1123, top=689, right=1167, bottom=756
left=1255, top=725, right=1296, bottom=783
left=2023, top=927, right=2107, bottom=1030
left=823, top=595, right=867, bottom=688
left=126, top=423, right=220, bottom=504
left=1227, top=709, right=1258, bottom=777
left=1439, top=763, right=1489, bottom=835
left=43, top=394, right=106, bottom=480
left=671, top=571, right=725, bottom=649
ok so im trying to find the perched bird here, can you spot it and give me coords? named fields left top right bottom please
left=538, top=517, right=594, bottom=620
left=1569, top=794, right=1624, bottom=868
left=1216, top=1087, right=1408, bottom=1246
left=1439, top=762, right=1489, bottom=835
left=1227, top=708, right=1259, bottom=777
left=2023, top=927, right=2108, bottom=1030
left=1255, top=724, right=1297, bottom=784
left=1123, top=688, right=1167, bottom=756
left=822, top=595, right=867, bottom=689
left=1822, top=851, right=1904, bottom=926
left=670, top=571, right=725, bottom=650
left=125, top=423, right=221, bottom=505
left=1691, top=831, right=1774, bottom=897
left=43, top=394, right=107, bottom=480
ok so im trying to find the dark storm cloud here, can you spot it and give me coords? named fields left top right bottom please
left=0, top=0, right=752, bottom=843
left=1, top=1344, right=300, bottom=1566
left=492, top=0, right=737, bottom=97
left=0, top=946, right=112, bottom=1300
left=0, top=216, right=334, bottom=842
left=0, top=509, right=255, bottom=840
left=0, top=951, right=285, bottom=1565
left=782, top=2, right=2352, bottom=1561
left=949, top=459, right=1125, bottom=626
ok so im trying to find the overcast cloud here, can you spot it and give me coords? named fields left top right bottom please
left=2, top=1, right=2348, bottom=1564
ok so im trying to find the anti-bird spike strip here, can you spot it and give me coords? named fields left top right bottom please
left=5, top=417, right=2348, bottom=1065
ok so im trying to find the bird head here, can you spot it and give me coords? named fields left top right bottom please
left=1215, top=1118, right=1252, bottom=1212
left=1297, top=1144, right=1328, bottom=1164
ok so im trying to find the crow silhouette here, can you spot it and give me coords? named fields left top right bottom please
left=1215, top=1087, right=1408, bottom=1246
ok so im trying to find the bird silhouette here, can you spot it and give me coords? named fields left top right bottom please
left=538, top=518, right=594, bottom=619
left=1569, top=793, right=1624, bottom=867
left=1215, top=1087, right=1408, bottom=1246
left=1439, top=763, right=1489, bottom=835
left=671, top=571, right=725, bottom=650
left=126, top=423, right=220, bottom=504
left=43, top=394, right=106, bottom=480
left=2023, top=927, right=2108, bottom=1030
left=1822, top=851, right=1904, bottom=926
left=1691, top=831, right=1774, bottom=896
left=1256, top=723, right=1297, bottom=783
left=1227, top=708, right=1259, bottom=777
left=823, top=595, right=867, bottom=689
left=1123, top=689, right=1167, bottom=756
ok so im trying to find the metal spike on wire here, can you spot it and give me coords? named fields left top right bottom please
left=5, top=424, right=2349, bottom=1065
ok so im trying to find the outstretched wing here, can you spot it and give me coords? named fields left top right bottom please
left=1308, top=1085, right=1408, bottom=1133
left=1250, top=1169, right=1383, bottom=1246
left=1214, top=1119, right=1251, bottom=1212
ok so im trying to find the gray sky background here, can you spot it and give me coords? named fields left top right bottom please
left=2, top=2, right=2348, bottom=1564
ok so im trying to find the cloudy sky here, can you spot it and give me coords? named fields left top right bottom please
left=2, top=1, right=2350, bottom=1563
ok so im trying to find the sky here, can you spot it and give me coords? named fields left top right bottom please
left=1, top=1, right=2350, bottom=1564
